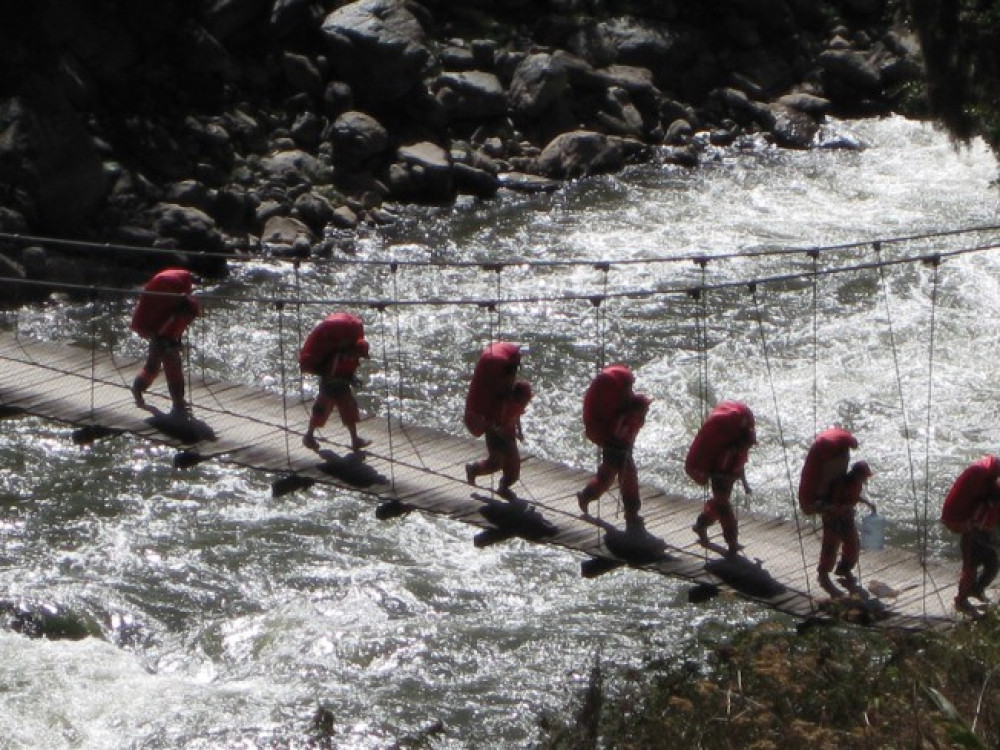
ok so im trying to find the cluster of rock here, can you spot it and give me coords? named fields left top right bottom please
left=0, top=0, right=923, bottom=289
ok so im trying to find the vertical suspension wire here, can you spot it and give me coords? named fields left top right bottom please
left=275, top=299, right=294, bottom=470
left=293, top=259, right=306, bottom=401
left=376, top=304, right=397, bottom=490
left=389, top=263, right=405, bottom=412
left=750, top=283, right=814, bottom=602
left=809, top=250, right=820, bottom=438
left=693, top=259, right=710, bottom=423
left=920, top=256, right=942, bottom=618
left=88, top=287, right=98, bottom=420
left=589, top=263, right=610, bottom=527
left=873, top=242, right=921, bottom=515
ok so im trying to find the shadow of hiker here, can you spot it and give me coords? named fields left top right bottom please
left=315, top=448, right=388, bottom=488
left=146, top=408, right=217, bottom=445
left=474, top=493, right=558, bottom=542
left=703, top=554, right=786, bottom=599
left=587, top=515, right=671, bottom=566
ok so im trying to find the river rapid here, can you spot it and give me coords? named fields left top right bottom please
left=2, top=116, right=999, bottom=749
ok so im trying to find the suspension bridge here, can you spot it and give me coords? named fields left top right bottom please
left=3, top=226, right=1000, bottom=632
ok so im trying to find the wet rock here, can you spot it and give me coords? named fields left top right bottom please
left=535, top=130, right=626, bottom=179
left=387, top=141, right=454, bottom=202
left=292, top=191, right=335, bottom=234
left=768, top=103, right=820, bottom=149
left=261, top=214, right=314, bottom=252
left=453, top=162, right=499, bottom=199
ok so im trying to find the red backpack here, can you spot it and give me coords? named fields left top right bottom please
left=582, top=364, right=634, bottom=446
left=299, top=313, right=368, bottom=376
left=464, top=342, right=521, bottom=437
left=685, top=401, right=756, bottom=486
left=130, top=268, right=197, bottom=340
left=798, top=427, right=858, bottom=515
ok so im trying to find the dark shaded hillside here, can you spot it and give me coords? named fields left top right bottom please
left=0, top=0, right=922, bottom=288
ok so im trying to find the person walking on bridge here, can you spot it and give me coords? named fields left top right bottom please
left=130, top=268, right=200, bottom=416
left=463, top=342, right=531, bottom=501
left=941, top=455, right=1000, bottom=615
left=685, top=401, right=756, bottom=556
left=816, top=460, right=875, bottom=597
left=576, top=364, right=651, bottom=527
left=299, top=312, right=371, bottom=453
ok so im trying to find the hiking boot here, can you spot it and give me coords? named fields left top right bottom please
left=302, top=433, right=319, bottom=451
left=955, top=596, right=984, bottom=617
left=577, top=491, right=590, bottom=515
left=131, top=379, right=145, bottom=408
left=693, top=523, right=710, bottom=548
left=351, top=436, right=371, bottom=452
left=465, top=463, right=477, bottom=487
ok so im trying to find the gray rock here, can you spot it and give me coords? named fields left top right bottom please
left=388, top=141, right=454, bottom=202
left=435, top=71, right=507, bottom=120
left=261, top=149, right=334, bottom=184
left=453, top=162, right=499, bottom=199
left=509, top=53, right=569, bottom=119
left=150, top=203, right=224, bottom=252
left=321, top=0, right=431, bottom=104
left=818, top=49, right=881, bottom=93
left=261, top=215, right=315, bottom=250
left=292, top=191, right=335, bottom=233
left=767, top=104, right=819, bottom=149
left=535, top=130, right=626, bottom=179
left=328, top=111, right=389, bottom=166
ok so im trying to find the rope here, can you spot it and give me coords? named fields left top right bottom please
left=750, top=283, right=814, bottom=603
left=873, top=242, right=921, bottom=513
left=809, top=250, right=819, bottom=438
left=920, top=257, right=942, bottom=618
left=2, top=223, right=997, bottom=270
left=293, top=260, right=305, bottom=401
left=88, top=287, right=98, bottom=419
left=1, top=242, right=998, bottom=311
left=275, top=300, right=294, bottom=470
left=376, top=306, right=397, bottom=491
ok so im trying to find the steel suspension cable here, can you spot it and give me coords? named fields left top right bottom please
left=809, top=250, right=819, bottom=439
left=275, top=300, right=294, bottom=470
left=376, top=305, right=397, bottom=491
left=920, top=257, right=942, bottom=618
left=750, top=283, right=814, bottom=603
left=873, top=242, right=921, bottom=512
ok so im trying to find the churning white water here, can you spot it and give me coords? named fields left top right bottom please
left=1, top=116, right=999, bottom=748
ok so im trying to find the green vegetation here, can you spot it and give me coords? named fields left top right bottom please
left=541, top=609, right=1000, bottom=749
left=908, top=0, right=1000, bottom=157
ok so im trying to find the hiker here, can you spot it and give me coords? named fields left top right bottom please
left=817, top=460, right=875, bottom=597
left=299, top=312, right=370, bottom=453
left=941, top=455, right=1000, bottom=615
left=686, top=401, right=756, bottom=556
left=576, top=364, right=651, bottom=526
left=130, top=268, right=200, bottom=416
left=463, top=342, right=531, bottom=500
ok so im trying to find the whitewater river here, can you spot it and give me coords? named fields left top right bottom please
left=2, top=116, right=999, bottom=748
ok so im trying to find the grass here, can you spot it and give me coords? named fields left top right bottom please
left=540, top=607, right=1000, bottom=749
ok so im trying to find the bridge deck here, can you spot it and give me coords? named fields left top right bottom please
left=0, top=332, right=962, bottom=631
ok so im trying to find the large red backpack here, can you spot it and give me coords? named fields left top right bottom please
left=130, top=268, right=197, bottom=340
left=582, top=364, right=634, bottom=446
left=941, top=455, right=1000, bottom=533
left=798, top=427, right=858, bottom=515
left=464, top=342, right=521, bottom=437
left=299, top=313, right=367, bottom=377
left=685, top=401, right=756, bottom=486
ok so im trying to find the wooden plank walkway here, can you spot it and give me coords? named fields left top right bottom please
left=0, top=332, right=962, bottom=631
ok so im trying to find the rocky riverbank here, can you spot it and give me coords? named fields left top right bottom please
left=0, top=0, right=923, bottom=293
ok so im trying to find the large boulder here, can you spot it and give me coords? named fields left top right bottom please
left=0, top=94, right=108, bottom=233
left=320, top=0, right=432, bottom=105
left=535, top=130, right=627, bottom=179
left=509, top=53, right=569, bottom=119
left=386, top=141, right=453, bottom=202
left=434, top=71, right=507, bottom=120
left=328, top=110, right=389, bottom=167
